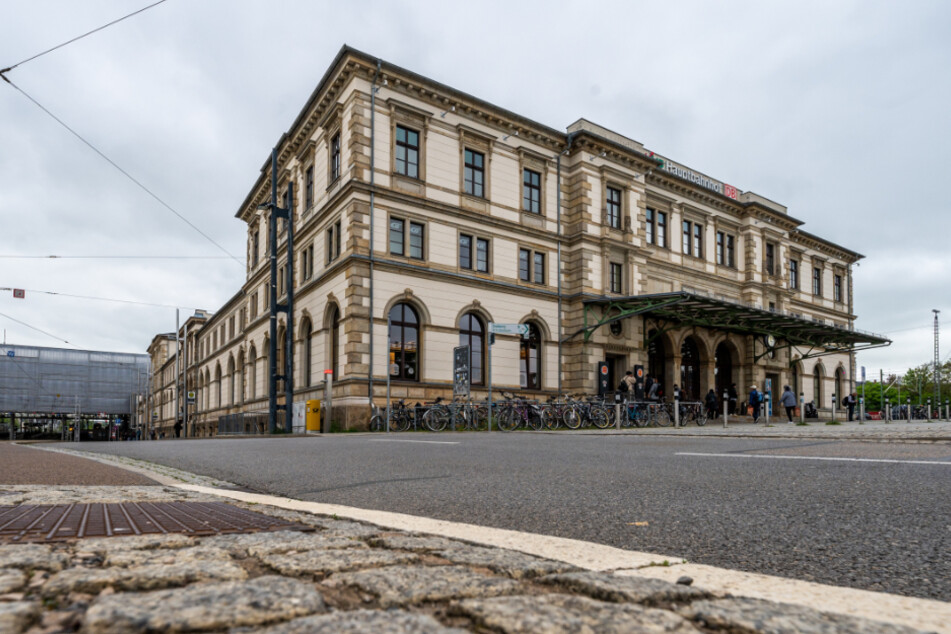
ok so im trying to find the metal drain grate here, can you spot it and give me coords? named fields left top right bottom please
left=0, top=502, right=315, bottom=543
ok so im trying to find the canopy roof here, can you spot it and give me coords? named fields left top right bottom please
left=568, top=291, right=890, bottom=361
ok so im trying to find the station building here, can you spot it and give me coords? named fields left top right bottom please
left=147, top=46, right=888, bottom=434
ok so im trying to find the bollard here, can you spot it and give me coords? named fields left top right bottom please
left=615, top=394, right=622, bottom=431
left=764, top=392, right=770, bottom=426
left=907, top=397, right=911, bottom=423
left=674, top=389, right=680, bottom=428
left=800, top=392, right=805, bottom=424
left=723, top=390, right=729, bottom=428
left=831, top=392, right=837, bottom=423
left=859, top=397, right=865, bottom=424
left=885, top=399, right=890, bottom=422
left=927, top=398, right=932, bottom=421
left=946, top=400, right=949, bottom=421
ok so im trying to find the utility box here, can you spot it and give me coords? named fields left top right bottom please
left=305, top=400, right=321, bottom=432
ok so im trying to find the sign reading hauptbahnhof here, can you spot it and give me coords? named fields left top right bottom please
left=657, top=157, right=738, bottom=200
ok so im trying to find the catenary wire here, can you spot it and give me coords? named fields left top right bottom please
left=0, top=311, right=77, bottom=348
left=0, top=0, right=168, bottom=75
left=1, top=78, right=243, bottom=267
left=0, top=287, right=200, bottom=310
left=0, top=255, right=235, bottom=260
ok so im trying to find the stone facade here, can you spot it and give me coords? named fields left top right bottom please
left=147, top=46, right=863, bottom=431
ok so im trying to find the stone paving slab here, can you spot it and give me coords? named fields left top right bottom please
left=82, top=576, right=326, bottom=634
left=326, top=564, right=523, bottom=608
left=262, top=548, right=417, bottom=576
left=0, top=484, right=222, bottom=505
left=78, top=533, right=197, bottom=553
left=369, top=534, right=466, bottom=551
left=0, top=544, right=69, bottom=571
left=540, top=571, right=713, bottom=606
left=202, top=529, right=365, bottom=556
left=0, top=568, right=26, bottom=593
left=679, top=597, right=929, bottom=634
left=43, top=559, right=248, bottom=594
left=237, top=608, right=466, bottom=633
left=103, top=545, right=233, bottom=567
left=0, top=601, right=40, bottom=633
left=433, top=544, right=578, bottom=579
left=454, top=593, right=701, bottom=633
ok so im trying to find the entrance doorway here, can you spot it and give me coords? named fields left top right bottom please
left=766, top=372, right=780, bottom=415
left=714, top=342, right=734, bottom=400
left=605, top=354, right=626, bottom=394
left=647, top=330, right=667, bottom=395
left=680, top=337, right=701, bottom=400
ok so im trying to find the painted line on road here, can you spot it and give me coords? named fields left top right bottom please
left=369, top=439, right=460, bottom=445
left=677, top=452, right=951, bottom=466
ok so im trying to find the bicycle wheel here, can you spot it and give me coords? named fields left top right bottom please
left=696, top=410, right=708, bottom=426
left=394, top=411, right=413, bottom=432
left=652, top=406, right=672, bottom=427
left=369, top=415, right=384, bottom=432
left=497, top=408, right=518, bottom=432
left=541, top=406, right=560, bottom=430
left=473, top=405, right=488, bottom=430
left=563, top=405, right=582, bottom=430
left=629, top=404, right=644, bottom=428
left=424, top=406, right=449, bottom=432
left=528, top=408, right=544, bottom=431
left=591, top=406, right=612, bottom=429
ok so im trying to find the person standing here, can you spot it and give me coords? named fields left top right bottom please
left=749, top=385, right=761, bottom=423
left=647, top=379, right=660, bottom=402
left=845, top=392, right=857, bottom=421
left=705, top=389, right=718, bottom=419
left=622, top=370, right=637, bottom=395
left=728, top=383, right=738, bottom=415
left=780, top=385, right=797, bottom=423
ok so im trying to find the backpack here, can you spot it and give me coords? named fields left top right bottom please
left=617, top=380, right=629, bottom=393
left=842, top=396, right=849, bottom=407
left=750, top=391, right=760, bottom=405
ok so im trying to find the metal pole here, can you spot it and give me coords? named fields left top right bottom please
left=764, top=392, right=769, bottom=426
left=385, top=315, right=391, bottom=433
left=859, top=397, right=864, bottom=423
left=615, top=397, right=621, bottom=431
left=285, top=182, right=295, bottom=434
left=673, top=388, right=680, bottom=427
left=487, top=332, right=493, bottom=432
left=268, top=149, right=278, bottom=434
left=927, top=398, right=932, bottom=421
left=831, top=392, right=836, bottom=422
left=799, top=392, right=805, bottom=424
left=934, top=310, right=941, bottom=408
left=907, top=397, right=911, bottom=423
left=183, top=319, right=189, bottom=437
left=175, top=308, right=180, bottom=438
left=322, top=371, right=332, bottom=433
left=723, top=390, right=728, bottom=428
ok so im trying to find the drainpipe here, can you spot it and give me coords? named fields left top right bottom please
left=368, top=60, right=380, bottom=415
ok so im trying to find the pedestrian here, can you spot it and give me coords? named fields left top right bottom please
left=705, top=389, right=718, bottom=419
left=845, top=392, right=857, bottom=421
left=647, top=379, right=660, bottom=402
left=749, top=384, right=761, bottom=423
left=729, top=383, right=738, bottom=415
left=644, top=374, right=655, bottom=399
left=174, top=418, right=183, bottom=438
left=620, top=370, right=637, bottom=398
left=780, top=385, right=797, bottom=423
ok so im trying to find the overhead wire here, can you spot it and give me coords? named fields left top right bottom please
left=0, top=311, right=77, bottom=348
left=0, top=0, right=168, bottom=75
left=0, top=287, right=201, bottom=310
left=0, top=255, right=235, bottom=260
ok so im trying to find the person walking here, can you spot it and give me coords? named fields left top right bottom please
left=728, top=383, right=738, bottom=415
left=780, top=385, right=797, bottom=423
left=705, top=389, right=718, bottom=419
left=749, top=384, right=762, bottom=423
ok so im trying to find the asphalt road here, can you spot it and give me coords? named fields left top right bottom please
left=62, top=433, right=951, bottom=601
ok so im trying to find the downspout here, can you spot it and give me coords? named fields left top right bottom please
left=368, top=60, right=380, bottom=415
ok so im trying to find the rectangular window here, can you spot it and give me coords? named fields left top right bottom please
left=252, top=229, right=259, bottom=267
left=646, top=208, right=655, bottom=245
left=409, top=222, right=424, bottom=260
left=609, top=262, right=622, bottom=293
left=765, top=243, right=775, bottom=276
left=533, top=252, right=545, bottom=284
left=305, top=165, right=314, bottom=208
left=606, top=186, right=621, bottom=228
left=682, top=220, right=691, bottom=255
left=476, top=238, right=489, bottom=273
left=389, top=218, right=404, bottom=256
left=464, top=149, right=484, bottom=198
left=716, top=231, right=724, bottom=265
left=834, top=274, right=843, bottom=302
left=726, top=235, right=735, bottom=268
left=522, top=168, right=541, bottom=214
left=789, top=259, right=799, bottom=289
left=330, top=133, right=341, bottom=182
left=519, top=248, right=531, bottom=282
left=250, top=293, right=258, bottom=319
left=656, top=211, right=667, bottom=248
left=459, top=234, right=472, bottom=269
left=395, top=125, right=419, bottom=178
left=327, top=221, right=342, bottom=263
left=229, top=316, right=235, bottom=340
left=693, top=224, right=702, bottom=258
left=813, top=267, right=822, bottom=296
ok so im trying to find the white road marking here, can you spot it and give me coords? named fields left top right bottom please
left=676, top=452, right=951, bottom=466
left=369, top=439, right=460, bottom=445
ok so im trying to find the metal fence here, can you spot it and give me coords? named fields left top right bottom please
left=217, top=412, right=269, bottom=435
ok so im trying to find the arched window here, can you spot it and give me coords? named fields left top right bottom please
left=388, top=303, right=419, bottom=381
left=520, top=322, right=541, bottom=390
left=248, top=347, right=257, bottom=399
left=301, top=319, right=313, bottom=387
left=458, top=313, right=485, bottom=385
left=215, top=364, right=222, bottom=409
left=834, top=367, right=845, bottom=404
left=680, top=337, right=700, bottom=400
left=330, top=306, right=340, bottom=379
left=236, top=351, right=245, bottom=403
left=813, top=363, right=824, bottom=406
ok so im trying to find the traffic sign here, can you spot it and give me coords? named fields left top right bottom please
left=488, top=323, right=529, bottom=336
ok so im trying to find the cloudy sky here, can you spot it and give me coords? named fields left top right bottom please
left=1, top=0, right=948, bottom=378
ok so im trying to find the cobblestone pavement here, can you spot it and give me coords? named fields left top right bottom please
left=0, top=483, right=941, bottom=633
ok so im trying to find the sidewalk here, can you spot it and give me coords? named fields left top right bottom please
left=0, top=442, right=946, bottom=633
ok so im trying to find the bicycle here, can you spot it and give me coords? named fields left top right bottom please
left=369, top=399, right=415, bottom=432
left=497, top=392, right=543, bottom=431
